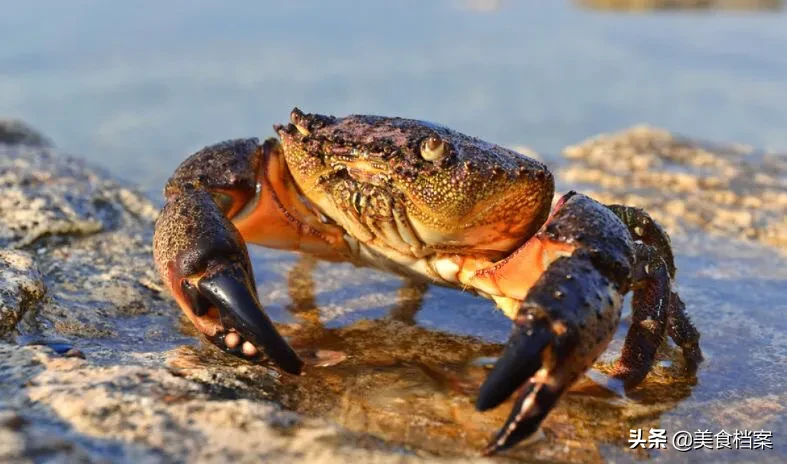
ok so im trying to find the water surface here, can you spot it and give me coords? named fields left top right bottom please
left=2, top=0, right=786, bottom=196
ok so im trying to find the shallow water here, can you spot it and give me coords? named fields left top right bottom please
left=2, top=1, right=787, bottom=196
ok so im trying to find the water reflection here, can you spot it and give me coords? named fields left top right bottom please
left=210, top=254, right=699, bottom=460
left=576, top=0, right=783, bottom=11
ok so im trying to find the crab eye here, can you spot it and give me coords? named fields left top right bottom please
left=290, top=108, right=311, bottom=136
left=420, top=136, right=447, bottom=161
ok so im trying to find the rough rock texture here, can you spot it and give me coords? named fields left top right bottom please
left=560, top=126, right=787, bottom=251
left=0, top=251, right=45, bottom=336
left=0, top=344, right=425, bottom=464
left=1, top=120, right=785, bottom=463
left=0, top=140, right=158, bottom=249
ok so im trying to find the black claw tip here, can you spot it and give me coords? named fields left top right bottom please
left=476, top=317, right=552, bottom=412
left=198, top=267, right=304, bottom=375
left=181, top=279, right=211, bottom=316
left=483, top=382, right=562, bottom=455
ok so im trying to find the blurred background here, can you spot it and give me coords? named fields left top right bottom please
left=1, top=0, right=785, bottom=198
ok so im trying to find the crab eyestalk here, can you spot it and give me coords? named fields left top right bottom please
left=154, top=172, right=304, bottom=375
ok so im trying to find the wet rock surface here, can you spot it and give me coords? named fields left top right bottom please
left=0, top=120, right=784, bottom=463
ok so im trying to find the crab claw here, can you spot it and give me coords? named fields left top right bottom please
left=476, top=314, right=553, bottom=412
left=196, top=262, right=303, bottom=374
left=154, top=187, right=304, bottom=375
left=476, top=255, right=620, bottom=455
left=476, top=309, right=571, bottom=455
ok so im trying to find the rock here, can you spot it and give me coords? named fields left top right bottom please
left=0, top=250, right=45, bottom=336
left=0, top=121, right=784, bottom=463
left=0, top=144, right=158, bottom=249
left=0, top=120, right=51, bottom=147
left=560, top=125, right=787, bottom=251
left=0, top=344, right=417, bottom=464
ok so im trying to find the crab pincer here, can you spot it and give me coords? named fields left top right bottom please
left=475, top=251, right=621, bottom=455
left=153, top=139, right=306, bottom=374
left=473, top=194, right=701, bottom=454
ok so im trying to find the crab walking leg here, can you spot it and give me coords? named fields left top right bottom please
left=608, top=204, right=702, bottom=368
left=153, top=188, right=304, bottom=374
left=607, top=204, right=676, bottom=277
left=287, top=255, right=318, bottom=315
left=610, top=243, right=670, bottom=387
left=474, top=193, right=635, bottom=455
left=666, top=291, right=703, bottom=369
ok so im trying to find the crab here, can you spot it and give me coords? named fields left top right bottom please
left=152, top=108, right=703, bottom=454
